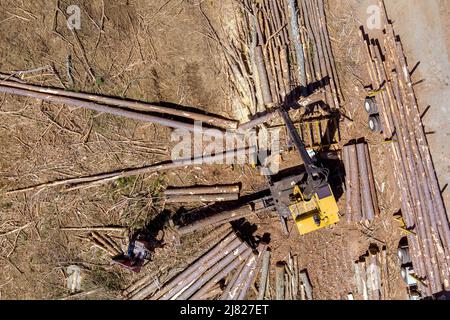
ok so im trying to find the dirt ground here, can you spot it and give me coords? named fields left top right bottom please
left=0, top=0, right=414, bottom=300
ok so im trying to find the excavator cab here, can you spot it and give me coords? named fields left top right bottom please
left=275, top=107, right=340, bottom=235
left=289, top=184, right=340, bottom=235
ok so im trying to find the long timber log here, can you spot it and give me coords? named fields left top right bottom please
left=190, top=249, right=253, bottom=300
left=176, top=242, right=252, bottom=300
left=356, top=143, right=375, bottom=221
left=164, top=194, right=239, bottom=203
left=0, top=78, right=237, bottom=129
left=164, top=185, right=240, bottom=196
left=149, top=232, right=237, bottom=300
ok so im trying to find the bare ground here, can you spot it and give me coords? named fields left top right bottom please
left=0, top=0, right=411, bottom=300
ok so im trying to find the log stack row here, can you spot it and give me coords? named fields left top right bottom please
left=342, top=142, right=379, bottom=223
left=237, top=0, right=342, bottom=113
left=220, top=243, right=267, bottom=300
left=353, top=245, right=388, bottom=300
left=292, top=0, right=342, bottom=109
left=360, top=0, right=449, bottom=295
left=125, top=231, right=266, bottom=300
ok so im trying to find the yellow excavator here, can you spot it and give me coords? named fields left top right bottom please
left=261, top=106, right=340, bottom=235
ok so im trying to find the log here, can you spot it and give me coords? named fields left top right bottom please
left=237, top=244, right=268, bottom=300
left=286, top=0, right=306, bottom=89
left=391, top=39, right=449, bottom=286
left=190, top=249, right=253, bottom=300
left=303, top=0, right=333, bottom=107
left=198, top=224, right=233, bottom=248
left=254, top=46, right=273, bottom=105
left=300, top=0, right=321, bottom=85
left=129, top=268, right=180, bottom=300
left=356, top=143, right=375, bottom=221
left=300, top=284, right=306, bottom=300
left=149, top=232, right=237, bottom=300
left=360, top=260, right=369, bottom=300
left=164, top=185, right=240, bottom=196
left=220, top=260, right=246, bottom=300
left=390, top=66, right=446, bottom=292
left=298, top=2, right=315, bottom=87
left=368, top=254, right=381, bottom=300
left=257, top=248, right=271, bottom=300
left=275, top=262, right=285, bottom=300
left=61, top=226, right=126, bottom=232
left=354, top=262, right=364, bottom=297
left=360, top=33, right=427, bottom=287
left=315, top=0, right=341, bottom=105
left=0, top=78, right=238, bottom=129
left=299, top=270, right=313, bottom=300
left=177, top=242, right=252, bottom=300
left=285, top=273, right=292, bottom=300
left=199, top=285, right=222, bottom=300
left=348, top=144, right=362, bottom=221
left=159, top=236, right=244, bottom=300
left=395, top=36, right=450, bottom=258
left=293, top=255, right=299, bottom=299
left=165, top=193, right=239, bottom=203
left=0, top=85, right=230, bottom=136
left=123, top=274, right=153, bottom=297
left=379, top=8, right=450, bottom=255
left=370, top=21, right=431, bottom=295
left=102, top=233, right=123, bottom=254
left=370, top=28, right=444, bottom=292
left=130, top=278, right=161, bottom=301
left=359, top=29, right=393, bottom=139
left=226, top=253, right=258, bottom=300
left=87, top=237, right=115, bottom=256
left=342, top=146, right=353, bottom=222
left=237, top=90, right=325, bottom=131
left=90, top=232, right=121, bottom=256
left=6, top=147, right=254, bottom=195
left=364, top=144, right=380, bottom=217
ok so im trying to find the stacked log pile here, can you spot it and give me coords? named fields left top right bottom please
left=230, top=0, right=342, bottom=119
left=220, top=243, right=267, bottom=300
left=292, top=0, right=342, bottom=108
left=125, top=231, right=266, bottom=300
left=353, top=245, right=388, bottom=300
left=342, top=142, right=379, bottom=223
left=360, top=0, right=449, bottom=295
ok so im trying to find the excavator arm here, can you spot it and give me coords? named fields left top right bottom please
left=269, top=107, right=339, bottom=235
